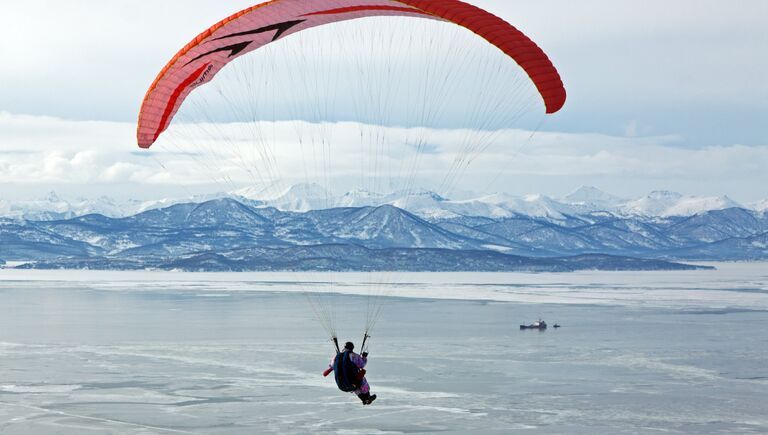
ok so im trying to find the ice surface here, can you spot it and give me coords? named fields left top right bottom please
left=1, top=264, right=767, bottom=433
left=2, top=262, right=767, bottom=310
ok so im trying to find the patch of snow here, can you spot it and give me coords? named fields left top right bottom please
left=1, top=261, right=34, bottom=268
left=749, top=199, right=768, bottom=212
left=482, top=244, right=513, bottom=252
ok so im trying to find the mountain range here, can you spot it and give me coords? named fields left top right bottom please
left=2, top=185, right=763, bottom=221
left=2, top=186, right=766, bottom=272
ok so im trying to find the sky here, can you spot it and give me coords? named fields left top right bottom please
left=0, top=0, right=766, bottom=202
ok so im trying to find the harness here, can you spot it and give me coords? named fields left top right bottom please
left=333, top=351, right=363, bottom=392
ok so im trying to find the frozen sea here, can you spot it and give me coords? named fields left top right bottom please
left=1, top=263, right=767, bottom=434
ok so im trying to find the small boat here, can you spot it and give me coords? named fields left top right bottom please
left=553, top=324, right=561, bottom=328
left=520, top=319, right=547, bottom=330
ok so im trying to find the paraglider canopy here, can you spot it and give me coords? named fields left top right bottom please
left=137, top=0, right=566, bottom=149
left=135, top=0, right=568, bottom=351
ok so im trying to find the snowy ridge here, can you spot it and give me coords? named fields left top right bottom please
left=565, top=186, right=626, bottom=205
left=0, top=192, right=140, bottom=221
left=621, top=191, right=742, bottom=217
left=234, top=183, right=331, bottom=212
left=249, top=185, right=753, bottom=219
left=0, top=185, right=761, bottom=221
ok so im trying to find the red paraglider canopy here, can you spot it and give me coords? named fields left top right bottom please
left=137, top=0, right=566, bottom=148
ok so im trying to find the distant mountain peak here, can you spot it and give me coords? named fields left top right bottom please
left=234, top=182, right=331, bottom=201
left=564, top=186, right=624, bottom=204
left=342, top=188, right=381, bottom=198
left=282, top=182, right=332, bottom=196
left=234, top=182, right=335, bottom=212
left=45, top=191, right=64, bottom=203
left=647, top=190, right=684, bottom=200
left=413, top=190, right=446, bottom=201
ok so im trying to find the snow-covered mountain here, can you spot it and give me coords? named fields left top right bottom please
left=562, top=186, right=626, bottom=212
left=559, top=187, right=744, bottom=218
left=234, top=183, right=332, bottom=212
left=0, top=192, right=142, bottom=221
left=0, top=191, right=246, bottom=221
left=336, top=189, right=387, bottom=208
left=336, top=190, right=587, bottom=220
left=371, top=188, right=750, bottom=220
left=2, top=198, right=723, bottom=271
left=620, top=191, right=743, bottom=217
left=1, top=185, right=762, bottom=221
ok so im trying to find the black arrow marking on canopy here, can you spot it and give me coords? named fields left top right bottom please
left=186, top=41, right=253, bottom=65
left=185, top=20, right=307, bottom=66
left=213, top=19, right=306, bottom=42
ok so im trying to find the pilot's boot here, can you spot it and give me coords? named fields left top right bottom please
left=365, top=394, right=377, bottom=405
left=357, top=393, right=370, bottom=404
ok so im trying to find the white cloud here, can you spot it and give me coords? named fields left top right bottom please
left=1, top=113, right=766, bottom=202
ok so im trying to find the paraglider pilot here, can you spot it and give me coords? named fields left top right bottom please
left=323, top=341, right=377, bottom=405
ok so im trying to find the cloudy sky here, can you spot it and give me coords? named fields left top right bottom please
left=1, top=1, right=766, bottom=202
